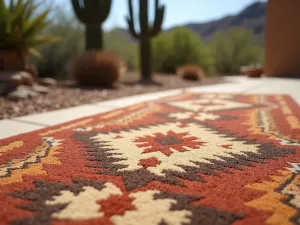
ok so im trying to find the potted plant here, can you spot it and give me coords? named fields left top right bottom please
left=0, top=0, right=60, bottom=71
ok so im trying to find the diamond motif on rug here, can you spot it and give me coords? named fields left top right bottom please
left=91, top=123, right=260, bottom=178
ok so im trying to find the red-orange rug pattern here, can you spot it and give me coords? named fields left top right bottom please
left=0, top=93, right=300, bottom=225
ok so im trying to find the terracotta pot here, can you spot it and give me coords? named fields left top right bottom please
left=247, top=68, right=264, bottom=77
left=0, top=49, right=25, bottom=71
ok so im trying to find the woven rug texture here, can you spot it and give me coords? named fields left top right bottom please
left=0, top=93, right=300, bottom=225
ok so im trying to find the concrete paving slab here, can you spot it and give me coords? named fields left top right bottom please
left=187, top=77, right=268, bottom=93
left=93, top=89, right=184, bottom=108
left=245, top=78, right=300, bottom=104
left=0, top=119, right=46, bottom=139
left=1, top=76, right=298, bottom=139
left=15, top=104, right=116, bottom=126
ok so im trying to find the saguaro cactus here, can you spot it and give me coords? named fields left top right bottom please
left=126, top=0, right=165, bottom=80
left=71, top=0, right=112, bottom=50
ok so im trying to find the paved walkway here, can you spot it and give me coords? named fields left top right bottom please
left=1, top=76, right=299, bottom=139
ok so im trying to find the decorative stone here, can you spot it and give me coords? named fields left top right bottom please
left=38, top=78, right=57, bottom=87
left=101, top=89, right=108, bottom=98
left=0, top=71, right=34, bottom=86
left=0, top=71, right=20, bottom=84
left=21, top=72, right=35, bottom=86
left=7, top=85, right=38, bottom=101
left=32, top=84, right=50, bottom=94
left=10, top=74, right=24, bottom=85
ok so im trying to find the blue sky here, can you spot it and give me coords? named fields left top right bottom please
left=58, top=0, right=267, bottom=31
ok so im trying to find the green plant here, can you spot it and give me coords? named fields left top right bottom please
left=176, top=64, right=205, bottom=81
left=0, top=0, right=59, bottom=58
left=71, top=0, right=112, bottom=50
left=211, top=28, right=264, bottom=75
left=104, top=29, right=138, bottom=71
left=28, top=7, right=84, bottom=78
left=67, top=50, right=123, bottom=87
left=29, top=8, right=138, bottom=79
left=152, top=27, right=215, bottom=75
left=126, top=0, right=165, bottom=80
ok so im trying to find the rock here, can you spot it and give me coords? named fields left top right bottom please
left=0, top=71, right=21, bottom=85
left=62, top=80, right=76, bottom=87
left=0, top=71, right=34, bottom=86
left=38, top=77, right=57, bottom=87
left=21, top=72, right=35, bottom=86
left=32, top=84, right=50, bottom=94
left=7, top=85, right=38, bottom=101
left=10, top=74, right=24, bottom=85
left=101, top=89, right=108, bottom=98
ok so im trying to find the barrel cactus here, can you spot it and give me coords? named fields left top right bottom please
left=68, top=50, right=123, bottom=87
left=71, top=0, right=112, bottom=50
left=126, top=0, right=165, bottom=80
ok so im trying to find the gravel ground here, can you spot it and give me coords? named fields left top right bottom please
left=0, top=73, right=225, bottom=119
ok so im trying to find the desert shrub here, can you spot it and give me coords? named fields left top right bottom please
left=176, top=64, right=205, bottom=81
left=104, top=29, right=138, bottom=71
left=152, top=27, right=215, bottom=75
left=211, top=28, right=264, bottom=75
left=29, top=5, right=138, bottom=79
left=67, top=51, right=123, bottom=87
left=0, top=0, right=60, bottom=72
left=28, top=7, right=84, bottom=79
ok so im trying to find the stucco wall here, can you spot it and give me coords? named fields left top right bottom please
left=265, top=0, right=300, bottom=77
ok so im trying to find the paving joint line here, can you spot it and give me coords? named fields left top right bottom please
left=11, top=119, right=49, bottom=127
left=90, top=90, right=184, bottom=108
left=89, top=102, right=120, bottom=108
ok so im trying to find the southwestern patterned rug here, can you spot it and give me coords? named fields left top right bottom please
left=0, top=93, right=300, bottom=225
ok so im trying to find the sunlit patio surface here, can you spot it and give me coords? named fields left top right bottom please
left=1, top=75, right=299, bottom=139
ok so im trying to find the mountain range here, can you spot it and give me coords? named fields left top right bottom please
left=186, top=1, right=266, bottom=39
left=117, top=1, right=266, bottom=44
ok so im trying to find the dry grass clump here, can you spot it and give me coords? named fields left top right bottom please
left=176, top=64, right=205, bottom=81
